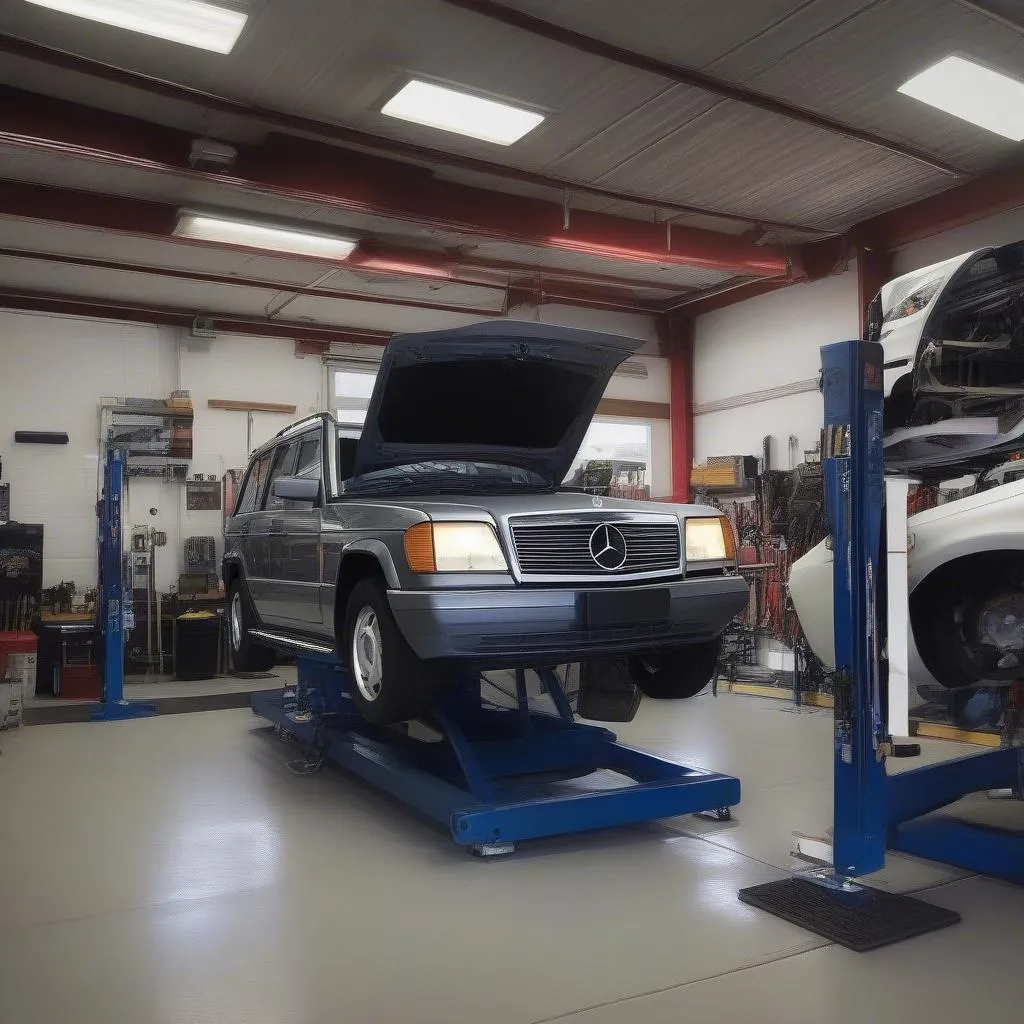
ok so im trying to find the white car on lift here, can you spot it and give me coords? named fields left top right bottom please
left=792, top=231, right=1024, bottom=687
left=789, top=476, right=1024, bottom=689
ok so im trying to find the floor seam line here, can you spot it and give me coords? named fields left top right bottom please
left=527, top=939, right=834, bottom=1024
left=0, top=880, right=282, bottom=937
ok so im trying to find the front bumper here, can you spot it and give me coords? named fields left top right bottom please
left=387, top=575, right=749, bottom=664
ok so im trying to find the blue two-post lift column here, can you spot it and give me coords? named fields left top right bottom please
left=822, top=339, right=1024, bottom=885
left=93, top=449, right=154, bottom=722
left=820, top=339, right=888, bottom=878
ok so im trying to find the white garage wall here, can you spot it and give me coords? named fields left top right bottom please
left=692, top=269, right=859, bottom=464
left=1, top=312, right=177, bottom=588
left=1, top=304, right=666, bottom=591
left=0, top=310, right=328, bottom=591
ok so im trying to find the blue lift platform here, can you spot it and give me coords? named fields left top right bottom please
left=251, top=655, right=740, bottom=854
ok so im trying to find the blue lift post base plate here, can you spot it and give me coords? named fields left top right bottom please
left=91, top=701, right=156, bottom=721
left=251, top=658, right=740, bottom=854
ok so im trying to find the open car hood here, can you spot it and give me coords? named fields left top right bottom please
left=350, top=321, right=643, bottom=484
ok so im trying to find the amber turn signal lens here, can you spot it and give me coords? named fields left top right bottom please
left=404, top=521, right=436, bottom=574
left=720, top=516, right=738, bottom=562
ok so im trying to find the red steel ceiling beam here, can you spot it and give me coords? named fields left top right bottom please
left=0, top=86, right=791, bottom=278
left=654, top=317, right=695, bottom=502
left=0, top=289, right=391, bottom=346
left=350, top=242, right=691, bottom=294
left=0, top=247, right=508, bottom=319
left=857, top=248, right=894, bottom=336
left=438, top=0, right=962, bottom=178
left=0, top=35, right=824, bottom=236
left=0, top=184, right=670, bottom=316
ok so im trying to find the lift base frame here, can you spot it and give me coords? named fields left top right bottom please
left=251, top=657, right=740, bottom=853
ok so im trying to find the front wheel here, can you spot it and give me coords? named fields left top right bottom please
left=628, top=637, right=722, bottom=699
left=913, top=555, right=1024, bottom=687
left=343, top=578, right=434, bottom=725
left=227, top=580, right=275, bottom=672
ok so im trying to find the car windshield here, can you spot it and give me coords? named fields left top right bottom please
left=342, top=460, right=548, bottom=495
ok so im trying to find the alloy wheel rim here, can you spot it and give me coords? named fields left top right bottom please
left=230, top=592, right=243, bottom=651
left=352, top=606, right=384, bottom=702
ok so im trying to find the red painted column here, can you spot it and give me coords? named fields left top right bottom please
left=857, top=247, right=894, bottom=336
left=663, top=317, right=694, bottom=503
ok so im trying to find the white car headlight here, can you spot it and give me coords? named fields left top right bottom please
left=685, top=517, right=736, bottom=562
left=404, top=521, right=508, bottom=573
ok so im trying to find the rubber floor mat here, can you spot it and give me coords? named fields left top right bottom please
left=738, top=876, right=961, bottom=951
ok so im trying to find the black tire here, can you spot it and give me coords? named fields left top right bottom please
left=913, top=554, right=1024, bottom=688
left=628, top=637, right=722, bottom=699
left=343, top=577, right=433, bottom=725
left=227, top=579, right=275, bottom=672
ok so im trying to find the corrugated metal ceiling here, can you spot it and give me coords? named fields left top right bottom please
left=1, top=0, right=1023, bottom=324
left=4, top=0, right=1019, bottom=230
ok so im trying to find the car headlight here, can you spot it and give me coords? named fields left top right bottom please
left=404, top=521, right=509, bottom=573
left=685, top=516, right=737, bottom=562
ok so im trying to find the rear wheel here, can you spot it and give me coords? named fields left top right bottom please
left=628, top=637, right=722, bottom=699
left=227, top=580, right=275, bottom=672
left=343, top=577, right=433, bottom=725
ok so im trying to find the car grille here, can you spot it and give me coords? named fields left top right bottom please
left=509, top=520, right=681, bottom=576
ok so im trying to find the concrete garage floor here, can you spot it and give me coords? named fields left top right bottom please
left=0, top=691, right=1020, bottom=1024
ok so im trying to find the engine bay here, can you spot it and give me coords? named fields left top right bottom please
left=913, top=243, right=1024, bottom=424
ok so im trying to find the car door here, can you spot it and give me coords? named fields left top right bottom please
left=252, top=439, right=299, bottom=625
left=271, top=428, right=324, bottom=628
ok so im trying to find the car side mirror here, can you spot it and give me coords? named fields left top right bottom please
left=272, top=476, right=320, bottom=502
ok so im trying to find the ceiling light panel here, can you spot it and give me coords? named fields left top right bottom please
left=381, top=79, right=545, bottom=146
left=175, top=214, right=357, bottom=260
left=24, top=0, right=248, bottom=54
left=898, top=55, right=1024, bottom=142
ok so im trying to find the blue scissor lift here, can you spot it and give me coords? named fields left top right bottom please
left=252, top=656, right=740, bottom=855
left=743, top=339, right=1022, bottom=951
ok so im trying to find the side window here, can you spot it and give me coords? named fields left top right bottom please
left=294, top=435, right=322, bottom=481
left=234, top=452, right=272, bottom=515
left=338, top=434, right=359, bottom=482
left=262, top=441, right=299, bottom=512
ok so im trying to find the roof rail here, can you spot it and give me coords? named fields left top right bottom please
left=272, top=412, right=332, bottom=440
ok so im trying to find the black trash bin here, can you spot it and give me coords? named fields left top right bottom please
left=174, top=611, right=221, bottom=681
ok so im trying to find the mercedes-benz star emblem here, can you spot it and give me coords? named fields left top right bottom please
left=588, top=524, right=628, bottom=571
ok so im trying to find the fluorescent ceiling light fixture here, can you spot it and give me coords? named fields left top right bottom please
left=175, top=214, right=358, bottom=260
left=898, top=55, right=1024, bottom=142
left=381, top=79, right=544, bottom=146
left=24, top=0, right=248, bottom=54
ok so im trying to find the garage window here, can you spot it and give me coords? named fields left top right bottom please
left=566, top=420, right=652, bottom=498
left=331, top=367, right=376, bottom=429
